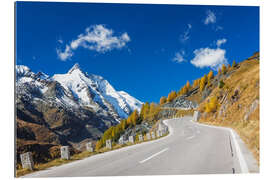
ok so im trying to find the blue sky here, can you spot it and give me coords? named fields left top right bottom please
left=16, top=2, right=259, bottom=103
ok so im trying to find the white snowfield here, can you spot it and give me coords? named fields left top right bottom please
left=16, top=63, right=143, bottom=120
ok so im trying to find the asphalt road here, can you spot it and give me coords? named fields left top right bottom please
left=23, top=116, right=258, bottom=177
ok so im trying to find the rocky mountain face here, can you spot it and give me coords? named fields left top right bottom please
left=162, top=95, right=198, bottom=110
left=16, top=63, right=142, bottom=163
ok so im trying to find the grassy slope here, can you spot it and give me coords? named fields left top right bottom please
left=198, top=58, right=260, bottom=165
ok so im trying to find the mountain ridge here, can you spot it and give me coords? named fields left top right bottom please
left=16, top=63, right=142, bottom=164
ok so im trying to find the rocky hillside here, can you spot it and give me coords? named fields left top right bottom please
left=16, top=63, right=142, bottom=165
left=198, top=53, right=260, bottom=164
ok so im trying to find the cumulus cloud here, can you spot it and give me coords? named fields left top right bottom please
left=204, top=10, right=216, bottom=25
left=180, top=24, right=192, bottom=43
left=173, top=50, right=186, bottom=63
left=216, top=38, right=227, bottom=47
left=190, top=38, right=228, bottom=70
left=191, top=48, right=227, bottom=70
left=56, top=25, right=131, bottom=61
left=56, top=45, right=73, bottom=61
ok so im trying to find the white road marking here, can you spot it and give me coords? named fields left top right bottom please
left=229, top=129, right=249, bottom=173
left=190, top=120, right=249, bottom=173
left=186, top=134, right=195, bottom=140
left=139, top=148, right=169, bottom=164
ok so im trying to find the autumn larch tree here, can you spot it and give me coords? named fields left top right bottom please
left=232, top=60, right=237, bottom=68
left=131, top=110, right=139, bottom=126
left=160, top=96, right=167, bottom=105
left=186, top=80, right=190, bottom=91
left=167, top=91, right=177, bottom=102
left=218, top=68, right=222, bottom=76
left=205, top=96, right=219, bottom=113
left=221, top=64, right=227, bottom=75
left=200, top=76, right=207, bottom=92
left=207, top=70, right=214, bottom=81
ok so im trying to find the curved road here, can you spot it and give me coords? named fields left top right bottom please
left=23, top=116, right=258, bottom=177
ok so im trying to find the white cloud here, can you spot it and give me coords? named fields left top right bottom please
left=180, top=24, right=192, bottom=43
left=56, top=25, right=131, bottom=61
left=58, top=39, right=63, bottom=44
left=204, top=10, right=216, bottom=25
left=216, top=38, right=227, bottom=47
left=190, top=48, right=227, bottom=70
left=56, top=45, right=73, bottom=61
left=215, top=26, right=223, bottom=31
left=173, top=50, right=185, bottom=63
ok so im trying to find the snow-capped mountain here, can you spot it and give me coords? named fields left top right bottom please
left=16, top=63, right=142, bottom=121
left=51, top=63, right=142, bottom=119
left=16, top=63, right=143, bottom=148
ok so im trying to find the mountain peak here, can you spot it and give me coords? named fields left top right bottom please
left=68, top=63, right=82, bottom=74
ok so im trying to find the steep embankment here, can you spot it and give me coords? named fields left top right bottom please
left=198, top=56, right=259, bottom=164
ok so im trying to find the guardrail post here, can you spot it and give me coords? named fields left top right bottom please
left=20, top=152, right=34, bottom=170
left=61, top=146, right=70, bottom=160
left=106, top=139, right=112, bottom=149
left=86, top=142, right=94, bottom=152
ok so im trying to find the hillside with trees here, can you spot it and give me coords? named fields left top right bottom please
left=96, top=52, right=260, bottom=165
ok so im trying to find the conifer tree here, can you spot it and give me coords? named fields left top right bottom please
left=143, top=102, right=150, bottom=120
left=149, top=102, right=156, bottom=114
left=131, top=110, right=139, bottom=126
left=167, top=91, right=177, bottom=102
left=232, top=60, right=237, bottom=68
left=182, top=86, right=188, bottom=94
left=205, top=96, right=218, bottom=113
left=207, top=70, right=214, bottom=81
left=127, top=116, right=132, bottom=126
left=160, top=96, right=167, bottom=105
left=200, top=76, right=206, bottom=92
left=222, top=64, right=227, bottom=75
left=218, top=68, right=222, bottom=76
left=186, top=81, right=190, bottom=90
left=95, top=140, right=102, bottom=151
left=121, top=119, right=127, bottom=130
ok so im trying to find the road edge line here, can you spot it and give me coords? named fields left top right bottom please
left=229, top=129, right=249, bottom=173
left=190, top=120, right=250, bottom=173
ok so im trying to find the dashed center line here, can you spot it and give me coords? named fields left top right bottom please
left=139, top=148, right=169, bottom=164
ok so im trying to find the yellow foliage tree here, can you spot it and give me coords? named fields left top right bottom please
left=186, top=81, right=190, bottom=90
left=140, top=102, right=150, bottom=120
left=232, top=60, right=237, bottom=68
left=222, top=64, right=227, bottom=75
left=149, top=102, right=156, bottom=114
left=121, top=119, right=127, bottom=131
left=127, top=116, right=132, bottom=125
left=160, top=96, right=167, bottom=105
left=167, top=91, right=177, bottom=102
left=95, top=140, right=102, bottom=151
left=207, top=70, right=214, bottom=81
left=218, top=68, right=221, bottom=76
left=111, top=127, right=115, bottom=138
left=200, top=76, right=206, bottom=92
left=131, top=110, right=139, bottom=126
left=205, top=96, right=218, bottom=113
left=193, top=79, right=200, bottom=88
left=227, top=64, right=231, bottom=71
left=182, top=86, right=188, bottom=95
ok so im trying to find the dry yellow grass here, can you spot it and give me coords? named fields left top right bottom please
left=199, top=59, right=260, bottom=165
